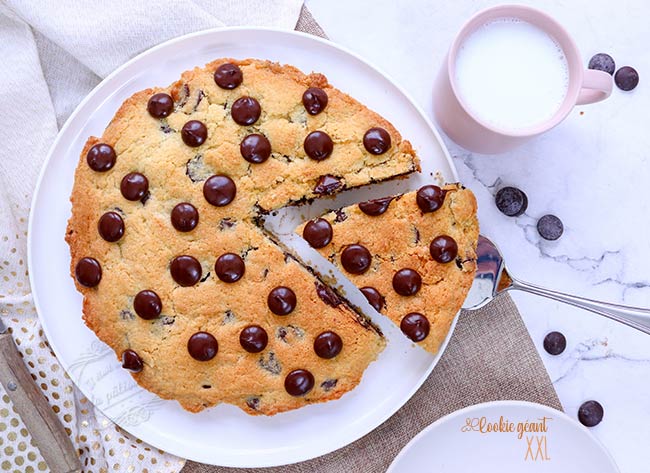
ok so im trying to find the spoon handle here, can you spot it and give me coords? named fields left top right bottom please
left=509, top=278, right=650, bottom=335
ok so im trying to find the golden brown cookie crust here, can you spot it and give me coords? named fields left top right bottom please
left=298, top=184, right=479, bottom=354
left=66, top=59, right=424, bottom=415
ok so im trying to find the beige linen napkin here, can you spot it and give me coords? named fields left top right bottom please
left=182, top=9, right=562, bottom=473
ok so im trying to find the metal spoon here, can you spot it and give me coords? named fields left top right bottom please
left=463, top=235, right=650, bottom=335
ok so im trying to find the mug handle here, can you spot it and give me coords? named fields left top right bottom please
left=576, top=69, right=613, bottom=105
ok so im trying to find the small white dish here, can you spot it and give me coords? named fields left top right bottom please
left=388, top=400, right=619, bottom=472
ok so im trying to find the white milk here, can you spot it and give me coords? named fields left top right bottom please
left=454, top=17, right=569, bottom=130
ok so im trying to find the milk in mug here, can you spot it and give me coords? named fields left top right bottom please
left=454, top=17, right=570, bottom=131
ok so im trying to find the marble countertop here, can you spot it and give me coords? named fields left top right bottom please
left=307, top=0, right=650, bottom=471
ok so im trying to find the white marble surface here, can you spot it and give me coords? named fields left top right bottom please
left=307, top=0, right=650, bottom=471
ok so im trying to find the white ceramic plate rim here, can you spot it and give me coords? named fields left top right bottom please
left=27, top=26, right=459, bottom=467
left=387, top=400, right=620, bottom=473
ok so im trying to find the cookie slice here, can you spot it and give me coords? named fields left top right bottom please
left=297, top=184, right=479, bottom=354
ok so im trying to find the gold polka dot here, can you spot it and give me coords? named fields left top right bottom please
left=52, top=406, right=60, bottom=413
left=4, top=446, right=13, bottom=455
left=7, top=432, right=16, bottom=441
left=9, top=418, right=18, bottom=428
left=27, top=452, right=36, bottom=461
left=127, top=466, right=135, bottom=473
left=63, top=400, right=72, bottom=409
left=37, top=461, right=47, bottom=471
left=108, top=448, right=114, bottom=456
left=1, top=461, right=10, bottom=471
left=0, top=409, right=8, bottom=418
left=0, top=423, right=5, bottom=432
left=1, top=395, right=8, bottom=403
left=79, top=435, right=87, bottom=442
left=81, top=420, right=89, bottom=427
left=17, top=442, right=26, bottom=452
left=26, top=466, right=34, bottom=473
left=138, top=454, right=144, bottom=461
left=14, top=456, right=24, bottom=466
left=63, top=414, right=72, bottom=423
left=19, top=428, right=28, bottom=437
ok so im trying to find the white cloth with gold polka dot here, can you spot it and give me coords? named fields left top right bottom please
left=0, top=1, right=303, bottom=471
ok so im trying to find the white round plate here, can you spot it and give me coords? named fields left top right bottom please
left=388, top=401, right=619, bottom=472
left=28, top=27, right=457, bottom=467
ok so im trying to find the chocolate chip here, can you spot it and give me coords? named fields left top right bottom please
left=160, top=123, right=174, bottom=134
left=120, top=309, right=135, bottom=320
left=161, top=316, right=175, bottom=325
left=615, top=66, right=639, bottom=91
left=231, top=96, right=261, bottom=125
left=400, top=313, right=430, bottom=342
left=341, top=244, right=372, bottom=274
left=170, top=255, right=202, bottom=286
left=140, top=191, right=150, bottom=205
left=302, top=87, right=328, bottom=115
left=268, top=286, right=297, bottom=315
left=171, top=203, right=199, bottom=232
left=203, top=175, right=236, bottom=207
left=360, top=286, right=385, bottom=312
left=121, top=349, right=143, bottom=372
left=133, top=290, right=162, bottom=320
left=314, top=331, right=342, bottom=359
left=86, top=143, right=116, bottom=172
left=334, top=209, right=347, bottom=222
left=578, top=400, right=604, bottom=427
left=284, top=369, right=314, bottom=396
left=246, top=397, right=260, bottom=411
left=240, top=134, right=271, bottom=164
left=315, top=282, right=341, bottom=307
left=321, top=379, right=338, bottom=391
left=363, top=127, right=391, bottom=155
left=304, top=131, right=333, bottom=161
left=214, top=63, right=243, bottom=89
left=416, top=185, right=446, bottom=213
left=588, top=53, right=616, bottom=75
left=215, top=253, right=245, bottom=283
left=430, top=235, right=458, bottom=263
left=97, top=211, right=124, bottom=242
left=543, top=331, right=566, bottom=355
left=258, top=351, right=282, bottom=375
left=495, top=186, right=528, bottom=216
left=219, top=218, right=235, bottom=230
left=240, top=325, right=268, bottom=353
left=393, top=268, right=422, bottom=296
left=537, top=214, right=564, bottom=241
left=303, top=218, right=332, bottom=248
left=181, top=120, right=208, bottom=147
left=313, top=175, right=342, bottom=195
left=120, top=173, right=149, bottom=201
left=147, top=93, right=174, bottom=118
left=193, top=90, right=205, bottom=111
left=185, top=154, right=212, bottom=183
left=187, top=332, right=218, bottom=361
left=413, top=226, right=421, bottom=244
left=358, top=196, right=393, bottom=216
left=75, top=257, right=102, bottom=288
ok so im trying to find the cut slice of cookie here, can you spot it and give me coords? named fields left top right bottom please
left=66, top=59, right=419, bottom=415
left=297, top=184, right=479, bottom=354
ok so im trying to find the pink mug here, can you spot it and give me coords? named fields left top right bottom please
left=433, top=4, right=613, bottom=154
